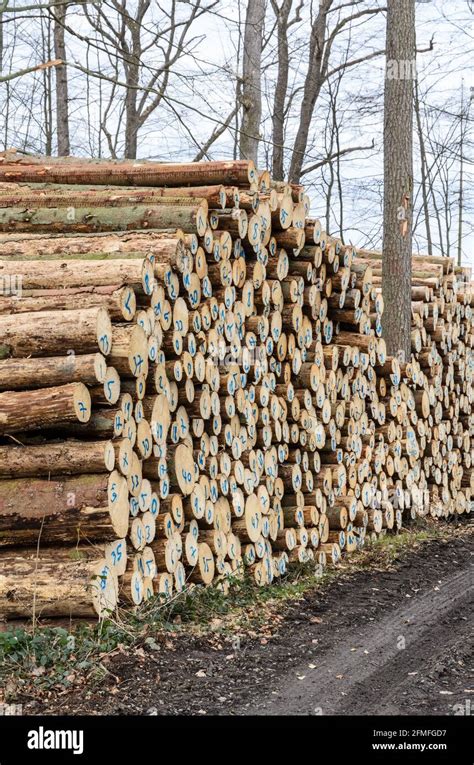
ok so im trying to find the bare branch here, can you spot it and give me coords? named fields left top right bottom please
left=0, top=58, right=62, bottom=83
left=300, top=139, right=375, bottom=177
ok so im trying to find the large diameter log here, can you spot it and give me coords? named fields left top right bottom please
left=0, top=158, right=256, bottom=187
left=0, top=306, right=112, bottom=359
left=0, top=440, right=113, bottom=478
left=0, top=553, right=118, bottom=618
left=0, top=204, right=208, bottom=236
left=0, top=382, right=91, bottom=434
left=0, top=352, right=106, bottom=391
left=231, top=494, right=263, bottom=543
left=0, top=470, right=129, bottom=546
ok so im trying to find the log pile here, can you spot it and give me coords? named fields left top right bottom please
left=0, top=152, right=471, bottom=620
left=354, top=249, right=473, bottom=520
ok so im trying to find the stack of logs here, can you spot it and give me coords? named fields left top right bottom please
left=0, top=152, right=471, bottom=620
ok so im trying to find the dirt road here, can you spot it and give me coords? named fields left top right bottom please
left=23, top=526, right=473, bottom=716
left=244, top=559, right=472, bottom=716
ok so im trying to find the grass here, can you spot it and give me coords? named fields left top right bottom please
left=346, top=516, right=446, bottom=567
left=0, top=516, right=468, bottom=699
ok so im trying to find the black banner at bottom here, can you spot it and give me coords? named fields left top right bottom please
left=0, top=714, right=471, bottom=763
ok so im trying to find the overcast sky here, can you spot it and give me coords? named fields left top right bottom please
left=1, top=0, right=473, bottom=269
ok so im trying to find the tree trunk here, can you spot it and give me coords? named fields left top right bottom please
left=124, top=78, right=139, bottom=160
left=271, top=0, right=292, bottom=181
left=0, top=258, right=146, bottom=289
left=0, top=285, right=136, bottom=322
left=42, top=15, right=53, bottom=156
left=123, top=10, right=143, bottom=160
left=239, top=0, right=265, bottom=165
left=51, top=0, right=70, bottom=155
left=288, top=2, right=329, bottom=183
left=382, top=0, right=415, bottom=361
left=414, top=78, right=432, bottom=256
left=0, top=230, right=185, bottom=262
left=457, top=83, right=466, bottom=267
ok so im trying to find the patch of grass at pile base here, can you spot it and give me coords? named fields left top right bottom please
left=0, top=517, right=470, bottom=699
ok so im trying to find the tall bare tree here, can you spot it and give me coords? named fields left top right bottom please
left=270, top=0, right=302, bottom=179
left=456, top=81, right=470, bottom=266
left=239, top=0, right=266, bottom=165
left=50, top=0, right=70, bottom=155
left=382, top=0, right=416, bottom=360
left=287, top=1, right=385, bottom=183
left=414, top=76, right=432, bottom=256
left=81, top=0, right=213, bottom=159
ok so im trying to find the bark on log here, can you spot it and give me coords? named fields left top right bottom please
left=0, top=158, right=257, bottom=187
left=0, top=231, right=185, bottom=261
left=0, top=470, right=129, bottom=546
left=0, top=382, right=91, bottom=434
left=0, top=440, right=112, bottom=478
left=0, top=307, right=112, bottom=358
left=0, top=553, right=118, bottom=618
left=0, top=202, right=209, bottom=236
left=0, top=285, right=136, bottom=321
left=0, top=353, right=106, bottom=391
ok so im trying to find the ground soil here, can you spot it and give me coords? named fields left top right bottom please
left=17, top=521, right=473, bottom=717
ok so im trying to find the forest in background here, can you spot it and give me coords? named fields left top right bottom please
left=0, top=0, right=472, bottom=264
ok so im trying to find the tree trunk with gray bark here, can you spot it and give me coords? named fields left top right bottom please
left=239, top=0, right=266, bottom=166
left=52, top=0, right=70, bottom=156
left=382, top=0, right=415, bottom=361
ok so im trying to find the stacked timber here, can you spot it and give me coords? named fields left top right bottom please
left=354, top=249, right=473, bottom=521
left=0, top=152, right=471, bottom=621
